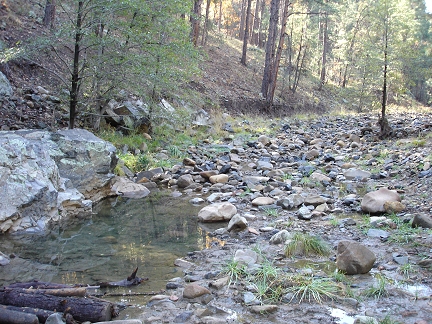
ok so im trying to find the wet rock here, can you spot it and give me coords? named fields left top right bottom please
left=244, top=291, right=260, bottom=305
left=183, top=283, right=211, bottom=299
left=111, top=177, right=150, bottom=199
left=174, top=259, right=195, bottom=268
left=336, top=241, right=376, bottom=275
left=412, top=214, right=432, bottom=229
left=200, top=316, right=226, bottom=324
left=227, top=214, right=248, bottom=232
left=361, top=188, right=401, bottom=214
left=198, top=202, right=237, bottom=222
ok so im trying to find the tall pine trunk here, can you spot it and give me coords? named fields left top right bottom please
left=241, top=0, right=252, bottom=65
left=261, top=0, right=280, bottom=102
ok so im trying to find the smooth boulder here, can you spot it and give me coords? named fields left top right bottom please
left=336, top=241, right=376, bottom=275
left=197, top=202, right=237, bottom=222
left=361, top=187, right=401, bottom=214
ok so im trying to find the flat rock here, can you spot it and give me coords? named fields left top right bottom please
left=251, top=197, right=275, bottom=206
left=183, top=283, right=211, bottom=299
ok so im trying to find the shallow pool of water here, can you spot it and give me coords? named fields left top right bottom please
left=0, top=191, right=221, bottom=318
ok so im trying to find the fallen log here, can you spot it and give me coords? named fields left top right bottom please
left=0, top=304, right=54, bottom=323
left=0, top=307, right=39, bottom=324
left=5, top=281, right=74, bottom=289
left=22, top=287, right=87, bottom=297
left=0, top=289, right=116, bottom=323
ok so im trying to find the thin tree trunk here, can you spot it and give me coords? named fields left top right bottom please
left=69, top=0, right=84, bottom=129
left=190, top=0, right=203, bottom=46
left=318, top=11, right=328, bottom=91
left=261, top=0, right=280, bottom=101
left=239, top=0, right=247, bottom=39
left=267, top=0, right=291, bottom=103
left=218, top=0, right=222, bottom=32
left=201, top=0, right=211, bottom=46
left=43, top=0, right=56, bottom=29
left=258, top=0, right=266, bottom=47
left=251, top=0, right=261, bottom=46
left=241, top=0, right=253, bottom=65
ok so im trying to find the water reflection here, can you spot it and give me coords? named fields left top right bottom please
left=0, top=191, right=218, bottom=292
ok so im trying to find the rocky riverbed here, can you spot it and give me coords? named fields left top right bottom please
left=114, top=112, right=431, bottom=324
left=1, top=112, right=431, bottom=324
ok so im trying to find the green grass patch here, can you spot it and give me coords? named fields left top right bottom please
left=284, top=232, right=331, bottom=257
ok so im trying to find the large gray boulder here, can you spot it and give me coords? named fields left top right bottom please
left=0, top=72, right=12, bottom=98
left=0, top=129, right=117, bottom=233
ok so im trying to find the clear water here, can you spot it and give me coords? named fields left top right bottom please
left=0, top=191, right=219, bottom=318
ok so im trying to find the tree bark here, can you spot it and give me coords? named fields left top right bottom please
left=261, top=0, right=280, bottom=101
left=251, top=0, right=261, bottom=46
left=238, top=0, right=249, bottom=39
left=190, top=0, right=203, bottom=46
left=258, top=0, right=266, bottom=47
left=69, top=0, right=84, bottom=129
left=240, top=0, right=252, bottom=65
left=318, top=12, right=328, bottom=91
left=0, top=289, right=115, bottom=323
left=43, top=0, right=56, bottom=29
left=267, top=0, right=291, bottom=103
left=201, top=0, right=211, bottom=45
left=0, top=308, right=39, bottom=324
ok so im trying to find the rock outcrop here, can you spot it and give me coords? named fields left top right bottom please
left=0, top=129, right=117, bottom=233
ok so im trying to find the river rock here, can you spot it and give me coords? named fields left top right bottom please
left=227, top=214, right=248, bottom=232
left=344, top=168, right=371, bottom=181
left=177, top=174, right=195, bottom=188
left=257, top=134, right=270, bottom=146
left=249, top=305, right=278, bottom=313
left=183, top=283, right=211, bottom=299
left=197, top=202, right=237, bottom=222
left=0, top=252, right=10, bottom=266
left=412, top=214, right=432, bottom=228
left=336, top=241, right=376, bottom=275
left=111, top=177, right=150, bottom=198
left=209, top=174, right=229, bottom=184
left=251, top=197, right=275, bottom=206
left=0, top=129, right=117, bottom=233
left=310, top=172, right=331, bottom=183
left=361, top=187, right=401, bottom=214
left=304, top=195, right=327, bottom=206
left=269, top=230, right=292, bottom=244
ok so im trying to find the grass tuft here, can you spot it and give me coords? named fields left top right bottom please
left=284, top=232, right=331, bottom=257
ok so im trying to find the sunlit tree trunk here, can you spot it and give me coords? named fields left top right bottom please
left=241, top=0, right=252, bottom=65
left=261, top=0, right=280, bottom=102
left=191, top=0, right=203, bottom=46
